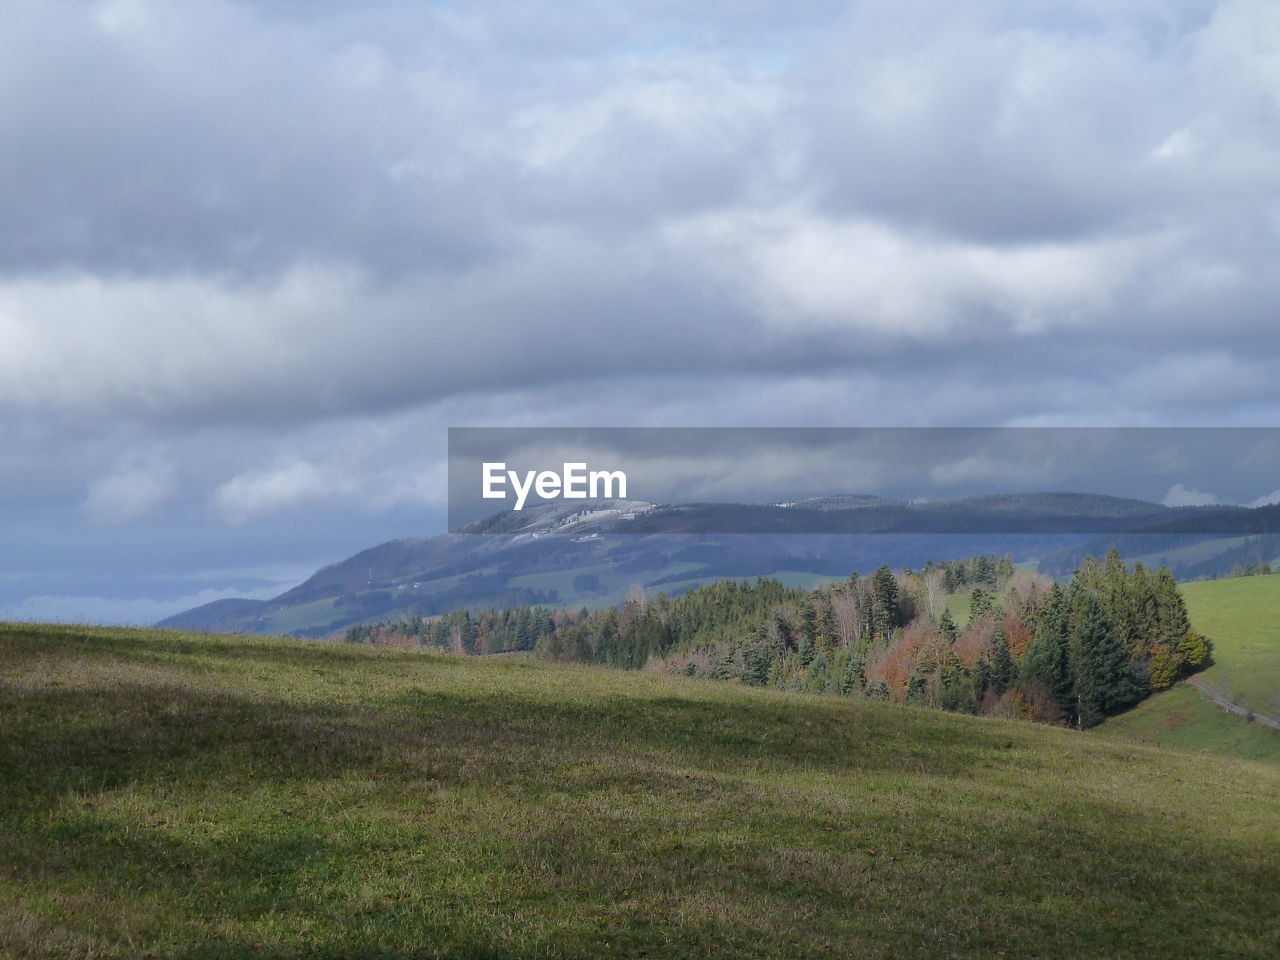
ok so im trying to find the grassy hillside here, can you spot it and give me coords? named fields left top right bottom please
left=1097, top=574, right=1280, bottom=761
left=1100, top=684, right=1280, bottom=763
left=1181, top=573, right=1280, bottom=715
left=3, top=624, right=1279, bottom=958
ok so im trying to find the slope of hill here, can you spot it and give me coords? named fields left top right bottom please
left=1180, top=573, right=1280, bottom=716
left=3, top=622, right=1279, bottom=959
left=1098, top=573, right=1280, bottom=760
left=1100, top=684, right=1280, bottom=763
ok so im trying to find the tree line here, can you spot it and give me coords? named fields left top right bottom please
left=535, top=551, right=1210, bottom=728
left=341, top=550, right=1211, bottom=729
left=345, top=605, right=561, bottom=654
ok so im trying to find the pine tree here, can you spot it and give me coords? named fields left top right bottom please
left=1023, top=583, right=1071, bottom=709
left=938, top=606, right=959, bottom=643
left=797, top=628, right=816, bottom=667
left=995, top=554, right=1016, bottom=589
left=740, top=642, right=769, bottom=686
left=1177, top=630, right=1212, bottom=671
left=838, top=649, right=865, bottom=695
left=975, top=555, right=995, bottom=585
left=990, top=622, right=1014, bottom=694
left=871, top=565, right=899, bottom=638
left=906, top=669, right=928, bottom=703
left=1068, top=591, right=1133, bottom=728
left=814, top=593, right=834, bottom=654
left=1153, top=566, right=1190, bottom=647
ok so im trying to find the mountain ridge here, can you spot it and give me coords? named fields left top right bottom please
left=159, top=493, right=1279, bottom=636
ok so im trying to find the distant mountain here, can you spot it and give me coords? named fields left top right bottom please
left=159, top=493, right=1280, bottom=636
left=160, top=597, right=268, bottom=632
left=1036, top=503, right=1280, bottom=579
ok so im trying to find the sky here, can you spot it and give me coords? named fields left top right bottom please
left=2, top=0, right=1279, bottom=623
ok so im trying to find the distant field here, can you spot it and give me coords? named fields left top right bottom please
left=944, top=586, right=1009, bottom=627
left=2, top=623, right=1278, bottom=959
left=1126, top=536, right=1255, bottom=570
left=943, top=590, right=981, bottom=627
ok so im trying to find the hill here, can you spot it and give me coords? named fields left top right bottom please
left=162, top=492, right=1274, bottom=637
left=3, top=622, right=1279, bottom=958
left=1180, top=572, right=1280, bottom=717
left=1035, top=505, right=1280, bottom=580
left=1099, top=683, right=1280, bottom=763
left=1098, top=573, right=1280, bottom=760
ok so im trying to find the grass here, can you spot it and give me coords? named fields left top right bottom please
left=1180, top=573, right=1280, bottom=716
left=2, top=623, right=1279, bottom=959
left=943, top=589, right=1003, bottom=628
left=1099, top=683, right=1280, bottom=763
left=1097, top=574, right=1280, bottom=761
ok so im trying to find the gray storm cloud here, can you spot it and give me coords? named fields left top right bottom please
left=1, top=0, right=1278, bottom=620
left=1, top=1, right=1277, bottom=431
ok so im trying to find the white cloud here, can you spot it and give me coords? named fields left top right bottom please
left=80, top=456, right=176, bottom=524
left=1162, top=482, right=1223, bottom=507
left=672, top=208, right=1158, bottom=338
left=209, top=434, right=449, bottom=523
left=213, top=459, right=331, bottom=524
left=1247, top=489, right=1280, bottom=508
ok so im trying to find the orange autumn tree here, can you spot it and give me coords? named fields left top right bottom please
left=1002, top=614, right=1033, bottom=662
left=865, top=619, right=931, bottom=701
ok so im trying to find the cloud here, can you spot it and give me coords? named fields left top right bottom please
left=0, top=0, right=1276, bottom=436
left=80, top=456, right=177, bottom=524
left=1247, top=489, right=1280, bottom=508
left=1162, top=482, right=1224, bottom=507
left=3, top=0, right=1280, bottom=621
left=211, top=435, right=449, bottom=523
left=213, top=459, right=331, bottom=523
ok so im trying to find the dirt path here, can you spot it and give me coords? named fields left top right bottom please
left=1187, top=676, right=1280, bottom=732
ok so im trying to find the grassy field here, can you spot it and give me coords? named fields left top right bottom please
left=1180, top=574, right=1280, bottom=716
left=1096, top=574, right=1280, bottom=760
left=3, top=624, right=1279, bottom=958
left=1099, top=683, right=1280, bottom=763
left=943, top=588, right=1004, bottom=628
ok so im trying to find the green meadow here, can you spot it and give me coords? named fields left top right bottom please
left=3, top=623, right=1278, bottom=959
left=1180, top=573, right=1280, bottom=715
left=1099, top=573, right=1280, bottom=761
left=1099, top=683, right=1280, bottom=763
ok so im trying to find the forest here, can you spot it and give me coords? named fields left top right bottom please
left=346, top=551, right=1212, bottom=729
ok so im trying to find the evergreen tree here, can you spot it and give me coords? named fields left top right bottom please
left=1153, top=566, right=1190, bottom=647
left=975, top=555, right=995, bottom=585
left=995, top=554, right=1016, bottom=588
left=840, top=648, right=866, bottom=694
left=989, top=623, right=1014, bottom=694
left=906, top=669, right=928, bottom=703
left=742, top=640, right=771, bottom=687
left=797, top=628, right=816, bottom=667
left=814, top=593, right=834, bottom=653
left=969, top=589, right=995, bottom=621
left=1068, top=591, right=1133, bottom=728
left=938, top=606, right=959, bottom=643
left=870, top=565, right=899, bottom=638
left=1023, top=583, right=1071, bottom=709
